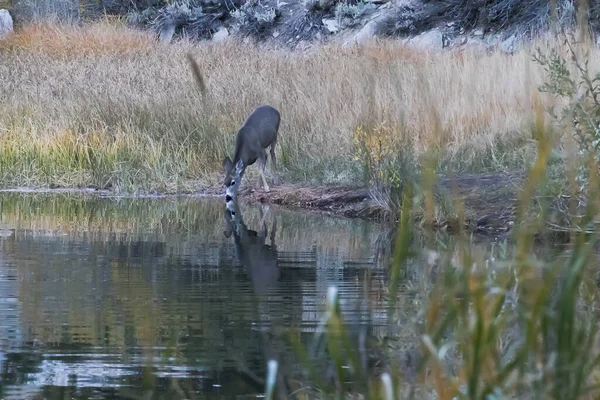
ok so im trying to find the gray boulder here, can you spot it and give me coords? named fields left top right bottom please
left=407, top=29, right=443, bottom=51
left=0, top=9, right=13, bottom=40
left=343, top=19, right=379, bottom=46
left=212, top=27, right=229, bottom=43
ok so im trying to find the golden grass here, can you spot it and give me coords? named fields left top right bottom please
left=0, top=20, right=579, bottom=191
left=0, top=19, right=155, bottom=55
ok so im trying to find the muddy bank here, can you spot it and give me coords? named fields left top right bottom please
left=234, top=171, right=523, bottom=236
left=234, top=184, right=384, bottom=220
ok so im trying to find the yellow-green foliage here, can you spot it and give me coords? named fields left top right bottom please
left=352, top=122, right=405, bottom=188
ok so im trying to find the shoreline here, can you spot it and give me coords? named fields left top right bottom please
left=0, top=170, right=524, bottom=237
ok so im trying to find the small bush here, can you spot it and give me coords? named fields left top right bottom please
left=304, top=0, right=344, bottom=12
left=334, top=0, right=374, bottom=28
left=231, top=0, right=280, bottom=39
left=125, top=0, right=237, bottom=42
left=533, top=36, right=600, bottom=197
left=375, top=3, right=441, bottom=37
left=352, top=122, right=418, bottom=215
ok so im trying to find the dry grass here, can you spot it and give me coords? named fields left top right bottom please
left=0, top=19, right=577, bottom=193
left=0, top=18, right=155, bottom=56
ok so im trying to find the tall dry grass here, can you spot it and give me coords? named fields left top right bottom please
left=0, top=20, right=574, bottom=192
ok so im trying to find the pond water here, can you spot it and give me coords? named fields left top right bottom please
left=0, top=193, right=391, bottom=399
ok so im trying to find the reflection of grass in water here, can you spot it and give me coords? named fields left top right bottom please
left=0, top=193, right=384, bottom=258
left=0, top=193, right=224, bottom=235
left=6, top=191, right=387, bottom=382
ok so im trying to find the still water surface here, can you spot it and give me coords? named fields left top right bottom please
left=0, top=193, right=390, bottom=399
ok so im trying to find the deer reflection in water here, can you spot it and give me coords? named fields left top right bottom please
left=222, top=199, right=294, bottom=397
left=223, top=200, right=280, bottom=292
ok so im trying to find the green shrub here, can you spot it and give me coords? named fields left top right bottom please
left=352, top=122, right=418, bottom=216
left=231, top=0, right=280, bottom=39
left=334, top=0, right=374, bottom=28
left=533, top=36, right=600, bottom=196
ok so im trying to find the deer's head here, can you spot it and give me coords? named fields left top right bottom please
left=223, top=157, right=244, bottom=202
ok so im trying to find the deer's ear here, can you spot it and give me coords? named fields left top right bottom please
left=235, top=159, right=244, bottom=174
left=223, top=157, right=233, bottom=172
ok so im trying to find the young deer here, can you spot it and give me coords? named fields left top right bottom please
left=222, top=105, right=281, bottom=202
left=186, top=53, right=280, bottom=202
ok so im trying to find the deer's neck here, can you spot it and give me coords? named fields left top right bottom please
left=232, top=133, right=245, bottom=165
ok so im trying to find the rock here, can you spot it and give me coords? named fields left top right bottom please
left=272, top=30, right=280, bottom=38
left=473, top=27, right=484, bottom=37
left=464, top=37, right=487, bottom=52
left=212, top=27, right=229, bottom=43
left=322, top=18, right=339, bottom=34
left=0, top=9, right=13, bottom=40
left=343, top=19, right=379, bottom=46
left=296, top=40, right=310, bottom=51
left=407, top=29, right=443, bottom=51
left=158, top=22, right=176, bottom=45
left=499, top=34, right=516, bottom=54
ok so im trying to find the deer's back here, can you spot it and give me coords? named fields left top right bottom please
left=240, top=105, right=280, bottom=148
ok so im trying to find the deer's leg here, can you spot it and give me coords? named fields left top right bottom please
left=270, top=143, right=279, bottom=185
left=258, top=152, right=270, bottom=192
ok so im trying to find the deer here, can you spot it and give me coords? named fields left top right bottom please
left=222, top=105, right=281, bottom=202
left=186, top=53, right=281, bottom=202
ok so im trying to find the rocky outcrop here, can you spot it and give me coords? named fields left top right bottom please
left=3, top=0, right=577, bottom=53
